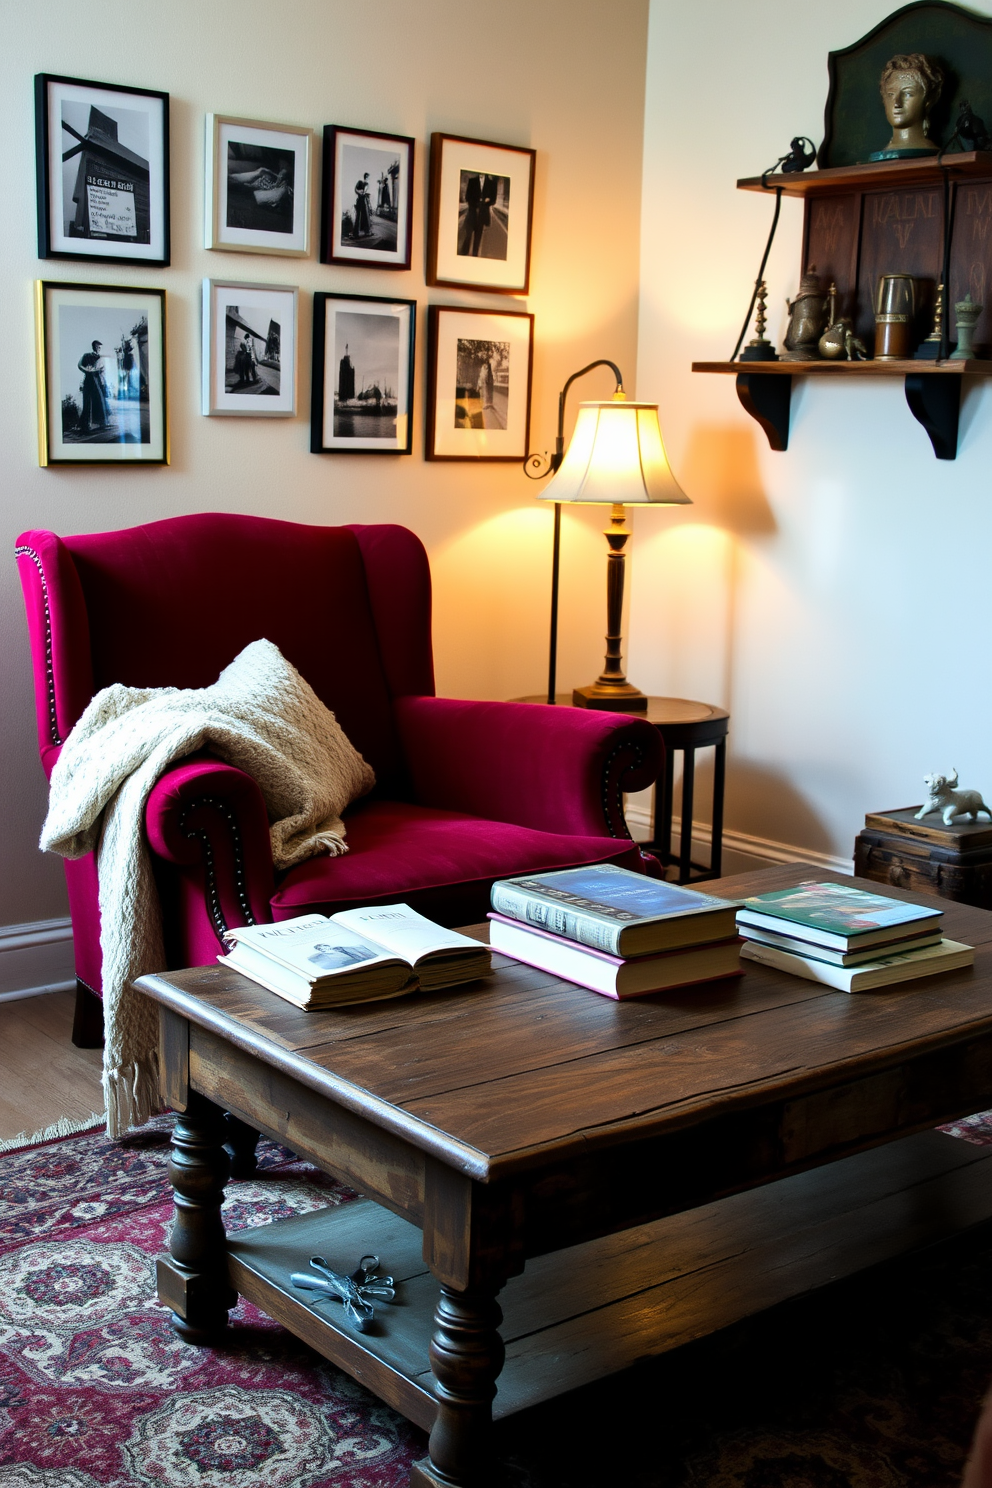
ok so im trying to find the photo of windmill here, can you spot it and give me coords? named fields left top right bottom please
left=333, top=311, right=400, bottom=439
left=60, top=99, right=151, bottom=244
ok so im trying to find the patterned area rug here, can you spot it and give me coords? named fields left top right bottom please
left=0, top=1116, right=991, bottom=1488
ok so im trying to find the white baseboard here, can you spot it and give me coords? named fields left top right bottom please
left=0, top=919, right=75, bottom=1001
left=624, top=806, right=854, bottom=877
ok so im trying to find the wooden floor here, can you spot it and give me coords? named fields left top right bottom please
left=0, top=992, right=103, bottom=1141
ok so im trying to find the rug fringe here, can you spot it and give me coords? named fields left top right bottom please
left=0, top=1109, right=106, bottom=1155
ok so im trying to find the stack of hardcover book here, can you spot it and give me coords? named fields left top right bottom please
left=488, top=863, right=741, bottom=999
left=736, top=880, right=974, bottom=991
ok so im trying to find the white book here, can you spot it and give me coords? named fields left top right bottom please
left=740, top=936, right=973, bottom=992
left=220, top=904, right=491, bottom=1009
left=740, top=923, right=943, bottom=967
left=488, top=914, right=741, bottom=999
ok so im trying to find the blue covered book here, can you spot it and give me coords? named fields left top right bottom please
left=489, top=863, right=738, bottom=957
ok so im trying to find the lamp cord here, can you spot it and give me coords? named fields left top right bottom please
left=729, top=185, right=783, bottom=363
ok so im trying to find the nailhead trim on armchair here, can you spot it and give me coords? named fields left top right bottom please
left=178, top=795, right=258, bottom=942
left=13, top=546, right=62, bottom=747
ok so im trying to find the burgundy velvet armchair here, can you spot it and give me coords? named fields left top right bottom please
left=16, top=513, right=662, bottom=1045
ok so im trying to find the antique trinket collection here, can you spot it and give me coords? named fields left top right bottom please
left=737, top=50, right=986, bottom=368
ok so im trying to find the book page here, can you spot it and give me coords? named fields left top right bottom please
left=331, top=904, right=484, bottom=965
left=224, top=914, right=401, bottom=977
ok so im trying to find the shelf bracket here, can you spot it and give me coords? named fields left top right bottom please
left=904, top=373, right=961, bottom=460
left=735, top=372, right=791, bottom=452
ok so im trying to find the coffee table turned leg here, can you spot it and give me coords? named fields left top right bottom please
left=411, top=1285, right=506, bottom=1488
left=156, top=1092, right=237, bottom=1343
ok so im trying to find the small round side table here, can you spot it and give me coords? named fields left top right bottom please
left=514, top=695, right=730, bottom=884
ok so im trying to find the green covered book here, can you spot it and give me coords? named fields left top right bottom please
left=736, top=880, right=941, bottom=952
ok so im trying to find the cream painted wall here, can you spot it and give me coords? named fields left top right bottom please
left=633, top=0, right=992, bottom=863
left=0, top=0, right=650, bottom=927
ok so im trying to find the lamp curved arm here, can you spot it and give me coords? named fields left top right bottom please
left=523, top=359, right=624, bottom=478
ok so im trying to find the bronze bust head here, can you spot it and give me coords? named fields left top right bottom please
left=869, top=53, right=944, bottom=160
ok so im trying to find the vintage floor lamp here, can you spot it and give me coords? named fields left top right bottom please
left=526, top=361, right=690, bottom=709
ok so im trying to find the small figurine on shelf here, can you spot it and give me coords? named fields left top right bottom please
left=867, top=53, right=944, bottom=162
left=916, top=770, right=992, bottom=826
left=739, top=281, right=779, bottom=361
left=914, top=283, right=947, bottom=360
left=818, top=281, right=869, bottom=360
left=950, top=292, right=983, bottom=360
left=783, top=267, right=828, bottom=361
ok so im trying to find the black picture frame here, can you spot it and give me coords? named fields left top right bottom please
left=425, top=304, right=534, bottom=461
left=35, top=73, right=170, bottom=266
left=35, top=279, right=169, bottom=466
left=311, top=292, right=416, bottom=455
left=320, top=126, right=415, bottom=269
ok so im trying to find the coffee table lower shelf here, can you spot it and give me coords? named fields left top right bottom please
left=221, top=1129, right=992, bottom=1433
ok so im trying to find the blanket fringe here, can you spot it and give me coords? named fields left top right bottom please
left=313, top=829, right=348, bottom=856
left=0, top=1109, right=106, bottom=1155
left=104, top=1054, right=164, bottom=1139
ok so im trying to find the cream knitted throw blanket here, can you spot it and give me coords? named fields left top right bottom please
left=41, top=639, right=375, bottom=1137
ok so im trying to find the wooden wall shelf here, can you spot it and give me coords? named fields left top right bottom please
left=695, top=153, right=992, bottom=458
left=692, top=360, right=992, bottom=461
left=737, top=151, right=992, bottom=198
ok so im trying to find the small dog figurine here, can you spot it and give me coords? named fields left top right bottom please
left=915, top=769, right=992, bottom=825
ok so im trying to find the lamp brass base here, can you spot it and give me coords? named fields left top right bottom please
left=572, top=682, right=648, bottom=712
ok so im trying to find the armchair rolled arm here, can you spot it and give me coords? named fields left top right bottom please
left=394, top=696, right=662, bottom=839
left=145, top=757, right=276, bottom=949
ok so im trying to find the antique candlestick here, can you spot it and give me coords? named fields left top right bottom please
left=739, top=281, right=779, bottom=361
left=915, top=283, right=946, bottom=359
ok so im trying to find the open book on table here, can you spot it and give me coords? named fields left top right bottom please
left=220, top=903, right=492, bottom=1009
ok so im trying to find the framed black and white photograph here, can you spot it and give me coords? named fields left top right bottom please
left=321, top=126, right=414, bottom=269
left=427, top=134, right=535, bottom=294
left=206, top=115, right=311, bottom=257
left=311, top=293, right=415, bottom=454
left=201, top=279, right=298, bottom=417
left=426, top=306, right=533, bottom=461
left=35, top=281, right=167, bottom=466
left=35, top=74, right=170, bottom=266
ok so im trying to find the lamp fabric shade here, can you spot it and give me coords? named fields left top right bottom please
left=538, top=401, right=690, bottom=506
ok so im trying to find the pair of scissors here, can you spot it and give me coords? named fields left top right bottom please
left=290, top=1254, right=396, bottom=1333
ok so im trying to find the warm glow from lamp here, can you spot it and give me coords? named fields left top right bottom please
left=537, top=400, right=690, bottom=507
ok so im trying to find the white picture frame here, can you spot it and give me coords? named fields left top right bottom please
left=206, top=114, right=311, bottom=257
left=202, top=279, right=298, bottom=417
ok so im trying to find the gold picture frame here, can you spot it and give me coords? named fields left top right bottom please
left=35, top=280, right=168, bottom=466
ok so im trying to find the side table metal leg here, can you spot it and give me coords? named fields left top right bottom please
left=656, top=745, right=675, bottom=868
left=711, top=738, right=727, bottom=879
left=411, top=1285, right=506, bottom=1488
left=156, top=1092, right=237, bottom=1342
left=679, top=748, right=696, bottom=884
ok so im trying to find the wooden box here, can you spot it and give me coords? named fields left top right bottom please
left=854, top=807, right=992, bottom=910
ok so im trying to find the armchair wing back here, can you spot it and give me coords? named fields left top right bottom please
left=17, top=512, right=662, bottom=1042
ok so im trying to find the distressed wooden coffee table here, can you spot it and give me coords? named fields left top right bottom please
left=138, top=865, right=992, bottom=1488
